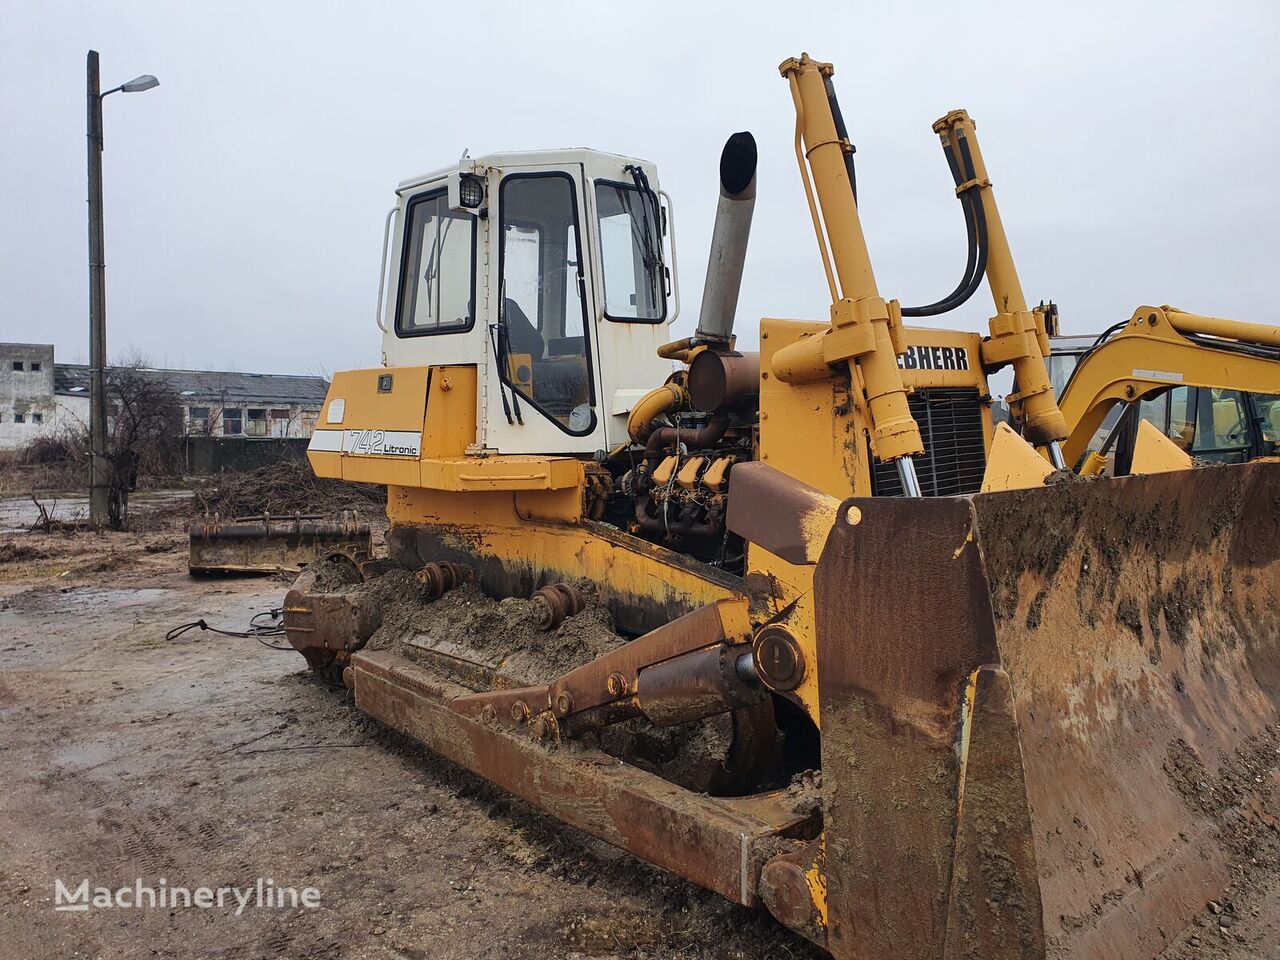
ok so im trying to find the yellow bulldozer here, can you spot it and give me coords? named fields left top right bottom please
left=282, top=52, right=1280, bottom=959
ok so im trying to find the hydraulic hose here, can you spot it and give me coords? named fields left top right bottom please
left=823, top=76, right=857, bottom=205
left=901, top=134, right=989, bottom=317
left=1054, top=320, right=1129, bottom=403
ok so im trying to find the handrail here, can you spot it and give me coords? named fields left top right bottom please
left=659, top=188, right=681, bottom=324
left=374, top=205, right=399, bottom=333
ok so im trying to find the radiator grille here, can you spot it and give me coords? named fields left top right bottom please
left=871, top=388, right=987, bottom=497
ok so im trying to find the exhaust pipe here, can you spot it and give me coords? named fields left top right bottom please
left=694, top=131, right=757, bottom=345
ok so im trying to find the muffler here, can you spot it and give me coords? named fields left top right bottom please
left=694, top=131, right=757, bottom=345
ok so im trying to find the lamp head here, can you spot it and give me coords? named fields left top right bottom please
left=120, top=75, right=159, bottom=93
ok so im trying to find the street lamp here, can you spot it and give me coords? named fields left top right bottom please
left=86, top=51, right=158, bottom=528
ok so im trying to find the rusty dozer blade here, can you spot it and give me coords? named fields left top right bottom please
left=813, top=460, right=1280, bottom=960
left=188, top=514, right=372, bottom=574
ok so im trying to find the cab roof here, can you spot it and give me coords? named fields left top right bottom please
left=395, top=147, right=658, bottom=194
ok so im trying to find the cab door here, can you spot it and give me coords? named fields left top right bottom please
left=483, top=165, right=607, bottom=456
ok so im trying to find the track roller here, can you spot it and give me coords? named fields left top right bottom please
left=414, top=560, right=473, bottom=600
left=531, top=582, right=588, bottom=630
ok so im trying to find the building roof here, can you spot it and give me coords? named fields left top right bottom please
left=54, top=364, right=329, bottom=406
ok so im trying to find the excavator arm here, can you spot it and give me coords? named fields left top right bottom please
left=1060, top=304, right=1280, bottom=467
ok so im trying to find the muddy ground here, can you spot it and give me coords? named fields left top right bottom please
left=0, top=519, right=822, bottom=960
left=2, top=503, right=1279, bottom=959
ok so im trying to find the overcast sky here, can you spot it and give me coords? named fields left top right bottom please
left=2, top=1, right=1277, bottom=379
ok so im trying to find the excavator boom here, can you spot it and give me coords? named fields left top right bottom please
left=1057, top=304, right=1280, bottom=468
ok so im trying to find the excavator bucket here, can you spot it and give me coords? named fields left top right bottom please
left=188, top=514, right=372, bottom=574
left=813, top=459, right=1280, bottom=960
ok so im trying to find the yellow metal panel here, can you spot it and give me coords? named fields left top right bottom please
left=898, top=328, right=989, bottom=393
left=308, top=449, right=342, bottom=479
left=342, top=456, right=420, bottom=486
left=308, top=367, right=432, bottom=486
left=325, top=367, right=430, bottom=431
left=384, top=486, right=740, bottom=619
left=420, top=456, right=583, bottom=491
left=1130, top=419, right=1196, bottom=474
left=514, top=488, right=584, bottom=523
left=981, top=423, right=1053, bottom=492
left=758, top=318, right=870, bottom=500
left=423, top=366, right=477, bottom=457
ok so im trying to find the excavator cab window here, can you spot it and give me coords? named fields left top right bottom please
left=1254, top=393, right=1280, bottom=451
left=497, top=173, right=596, bottom=436
left=594, top=181, right=665, bottom=322
left=1045, top=350, right=1080, bottom=399
left=1164, top=386, right=1252, bottom=462
left=396, top=190, right=476, bottom=336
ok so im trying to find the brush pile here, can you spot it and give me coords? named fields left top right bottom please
left=193, top=457, right=387, bottom=521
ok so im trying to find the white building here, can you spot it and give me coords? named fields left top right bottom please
left=0, top=342, right=328, bottom=450
left=0, top=343, right=56, bottom=449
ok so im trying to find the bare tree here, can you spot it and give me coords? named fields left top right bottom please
left=103, top=351, right=182, bottom=529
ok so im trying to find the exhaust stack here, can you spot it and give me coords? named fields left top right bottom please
left=694, top=131, right=757, bottom=345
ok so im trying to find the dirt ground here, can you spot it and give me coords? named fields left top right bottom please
left=0, top=519, right=822, bottom=960
left=2, top=501, right=1279, bottom=959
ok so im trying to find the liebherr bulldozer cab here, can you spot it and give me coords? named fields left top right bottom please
left=368, top=149, right=676, bottom=457
left=292, top=52, right=1280, bottom=960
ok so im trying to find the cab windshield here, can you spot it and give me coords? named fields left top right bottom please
left=594, top=181, right=665, bottom=322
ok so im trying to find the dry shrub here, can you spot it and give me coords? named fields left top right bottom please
left=0, top=541, right=49, bottom=564
left=19, top=436, right=77, bottom=465
left=193, top=458, right=386, bottom=521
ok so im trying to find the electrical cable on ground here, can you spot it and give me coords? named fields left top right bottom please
left=165, top=609, right=293, bottom=650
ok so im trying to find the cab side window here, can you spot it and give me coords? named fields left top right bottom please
left=594, top=181, right=665, bottom=322
left=396, top=191, right=475, bottom=336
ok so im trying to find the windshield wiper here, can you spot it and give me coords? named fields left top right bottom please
left=489, top=286, right=523, bottom=426
left=623, top=165, right=663, bottom=305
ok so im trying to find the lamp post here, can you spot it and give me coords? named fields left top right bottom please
left=87, top=50, right=158, bottom=528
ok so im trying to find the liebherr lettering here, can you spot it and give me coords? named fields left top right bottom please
left=897, top=344, right=970, bottom=371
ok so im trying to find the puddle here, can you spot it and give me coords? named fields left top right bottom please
left=54, top=740, right=117, bottom=770
left=0, top=489, right=192, bottom=534
left=4, top=585, right=172, bottom=614
left=57, top=587, right=170, bottom=609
